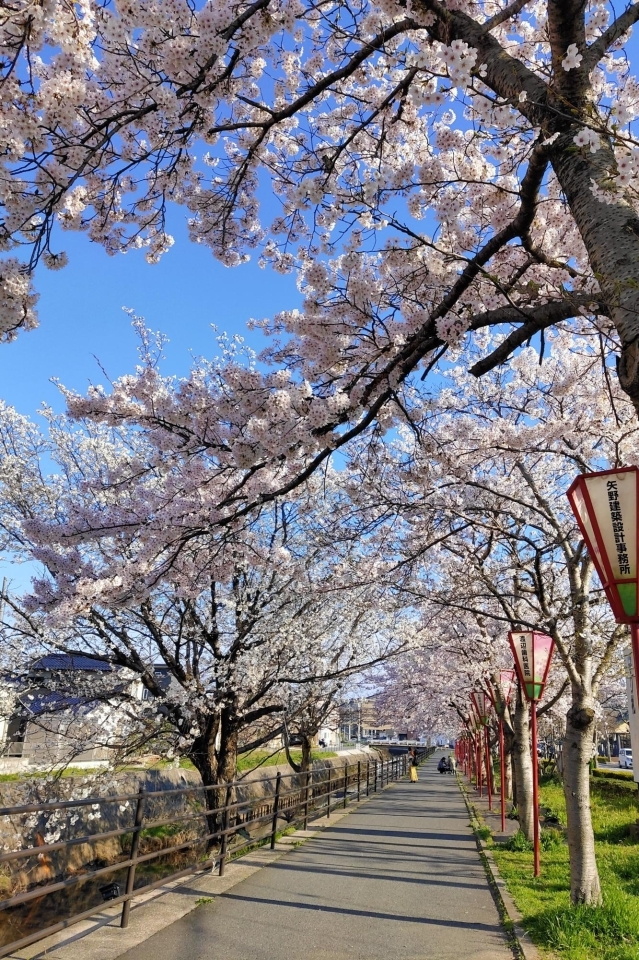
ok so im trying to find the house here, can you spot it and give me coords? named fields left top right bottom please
left=0, top=653, right=160, bottom=773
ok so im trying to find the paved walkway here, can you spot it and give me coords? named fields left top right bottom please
left=119, top=754, right=513, bottom=960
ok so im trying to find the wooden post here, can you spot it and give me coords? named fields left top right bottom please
left=270, top=772, right=282, bottom=850
left=366, top=760, right=370, bottom=797
left=374, top=760, right=378, bottom=792
left=121, top=789, right=145, bottom=929
left=218, top=784, right=233, bottom=876
left=357, top=761, right=361, bottom=802
left=327, top=768, right=331, bottom=817
left=343, top=762, right=349, bottom=808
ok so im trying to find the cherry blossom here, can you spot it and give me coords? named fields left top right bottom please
left=1, top=0, right=639, bottom=432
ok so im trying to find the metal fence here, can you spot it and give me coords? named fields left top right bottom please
left=0, top=748, right=432, bottom=958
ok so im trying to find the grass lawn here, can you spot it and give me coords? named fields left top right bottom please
left=146, top=749, right=337, bottom=775
left=0, top=750, right=338, bottom=783
left=0, top=765, right=106, bottom=782
left=491, top=775, right=639, bottom=960
left=236, top=749, right=337, bottom=773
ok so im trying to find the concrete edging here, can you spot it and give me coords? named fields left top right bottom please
left=457, top=775, right=541, bottom=960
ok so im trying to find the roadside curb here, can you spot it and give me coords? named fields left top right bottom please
left=457, top=776, right=541, bottom=960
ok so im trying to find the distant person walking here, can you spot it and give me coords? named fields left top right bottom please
left=409, top=749, right=419, bottom=782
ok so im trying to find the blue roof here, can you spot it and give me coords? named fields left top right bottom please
left=31, top=654, right=113, bottom=672
left=21, top=690, right=94, bottom=716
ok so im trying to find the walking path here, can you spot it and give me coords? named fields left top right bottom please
left=118, top=754, right=513, bottom=960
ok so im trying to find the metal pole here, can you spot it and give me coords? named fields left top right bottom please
left=343, top=762, right=349, bottom=809
left=121, top=789, right=145, bottom=929
left=374, top=760, right=378, bottom=792
left=366, top=759, right=370, bottom=797
left=270, top=772, right=282, bottom=850
left=327, top=768, right=332, bottom=817
left=485, top=725, right=493, bottom=811
left=531, top=702, right=541, bottom=877
left=499, top=719, right=506, bottom=834
left=477, top=735, right=483, bottom=797
left=357, top=761, right=361, bottom=802
left=218, top=784, right=233, bottom=876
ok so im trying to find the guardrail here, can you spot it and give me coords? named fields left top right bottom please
left=0, top=748, right=432, bottom=957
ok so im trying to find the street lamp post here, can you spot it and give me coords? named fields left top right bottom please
left=466, top=711, right=480, bottom=794
left=472, top=690, right=493, bottom=812
left=488, top=670, right=516, bottom=834
left=507, top=630, right=555, bottom=877
left=469, top=704, right=483, bottom=796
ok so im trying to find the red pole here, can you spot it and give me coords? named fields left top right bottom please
left=531, top=701, right=541, bottom=877
left=477, top=735, right=482, bottom=796
left=485, top=725, right=492, bottom=811
left=499, top=718, right=506, bottom=833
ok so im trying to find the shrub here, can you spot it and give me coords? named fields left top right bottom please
left=592, top=768, right=634, bottom=782
left=540, top=828, right=564, bottom=850
left=504, top=830, right=533, bottom=852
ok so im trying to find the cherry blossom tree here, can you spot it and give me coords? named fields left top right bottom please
left=375, top=600, right=567, bottom=842
left=0, top=398, right=412, bottom=812
left=364, top=329, right=636, bottom=903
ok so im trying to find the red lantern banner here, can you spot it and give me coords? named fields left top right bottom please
left=508, top=630, right=554, bottom=702
left=567, top=467, right=639, bottom=622
left=471, top=690, right=490, bottom=725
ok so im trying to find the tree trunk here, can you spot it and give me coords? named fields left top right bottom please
left=512, top=690, right=535, bottom=842
left=563, top=693, right=602, bottom=905
left=187, top=711, right=238, bottom=847
left=502, top=722, right=515, bottom=803
left=499, top=699, right=516, bottom=804
left=505, top=748, right=514, bottom=803
left=551, top=138, right=639, bottom=410
left=300, top=736, right=312, bottom=772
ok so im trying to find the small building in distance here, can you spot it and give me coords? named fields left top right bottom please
left=339, top=694, right=410, bottom=742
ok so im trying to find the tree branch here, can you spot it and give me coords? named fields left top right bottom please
left=584, top=3, right=639, bottom=73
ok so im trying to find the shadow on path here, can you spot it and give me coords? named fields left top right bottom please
left=118, top=754, right=514, bottom=960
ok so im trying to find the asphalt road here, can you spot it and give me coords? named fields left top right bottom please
left=119, top=755, right=513, bottom=960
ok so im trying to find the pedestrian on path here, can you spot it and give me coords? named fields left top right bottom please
left=409, top=748, right=419, bottom=782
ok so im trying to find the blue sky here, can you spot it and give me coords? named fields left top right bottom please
left=0, top=210, right=303, bottom=591
left=0, top=213, right=301, bottom=420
